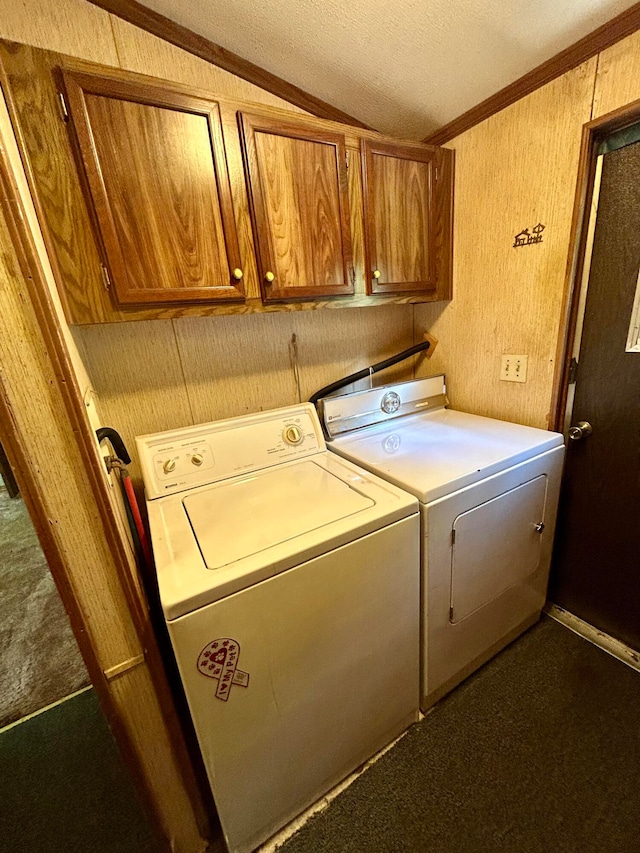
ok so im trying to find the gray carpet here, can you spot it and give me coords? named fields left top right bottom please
left=0, top=487, right=89, bottom=728
left=279, top=617, right=640, bottom=853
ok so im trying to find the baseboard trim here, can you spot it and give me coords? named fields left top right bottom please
left=544, top=603, right=640, bottom=673
left=0, top=685, right=92, bottom=735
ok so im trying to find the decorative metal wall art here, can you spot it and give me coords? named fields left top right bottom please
left=513, top=223, right=545, bottom=247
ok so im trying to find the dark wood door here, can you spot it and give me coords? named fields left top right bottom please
left=239, top=113, right=353, bottom=302
left=62, top=71, right=245, bottom=305
left=549, top=140, right=640, bottom=650
left=361, top=139, right=453, bottom=296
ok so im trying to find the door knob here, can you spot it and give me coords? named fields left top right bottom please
left=568, top=421, right=592, bottom=441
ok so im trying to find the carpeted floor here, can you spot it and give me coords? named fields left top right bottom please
left=0, top=687, right=162, bottom=852
left=0, top=487, right=89, bottom=728
left=279, top=617, right=640, bottom=853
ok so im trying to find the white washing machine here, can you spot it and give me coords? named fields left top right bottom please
left=136, top=404, right=420, bottom=853
left=320, top=375, right=565, bottom=710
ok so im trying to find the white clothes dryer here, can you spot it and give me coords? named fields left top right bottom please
left=137, top=403, right=420, bottom=853
left=320, top=375, right=565, bottom=710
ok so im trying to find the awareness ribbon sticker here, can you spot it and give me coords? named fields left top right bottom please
left=197, top=639, right=250, bottom=701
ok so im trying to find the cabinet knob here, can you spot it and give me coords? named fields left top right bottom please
left=232, top=268, right=243, bottom=280
left=373, top=269, right=381, bottom=279
left=265, top=271, right=275, bottom=283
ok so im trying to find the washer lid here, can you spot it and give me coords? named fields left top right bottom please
left=148, top=450, right=418, bottom=619
left=184, top=460, right=374, bottom=570
left=330, top=408, right=564, bottom=503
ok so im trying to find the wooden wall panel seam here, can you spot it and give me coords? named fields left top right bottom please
left=590, top=51, right=601, bottom=121
left=171, top=318, right=197, bottom=426
left=107, top=9, right=124, bottom=67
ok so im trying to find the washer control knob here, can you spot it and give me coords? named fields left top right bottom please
left=163, top=458, right=176, bottom=474
left=283, top=425, right=303, bottom=446
left=191, top=453, right=204, bottom=466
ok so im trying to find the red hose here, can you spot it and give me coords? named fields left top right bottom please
left=122, top=473, right=154, bottom=570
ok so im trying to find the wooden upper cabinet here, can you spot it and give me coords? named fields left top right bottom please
left=239, top=113, right=354, bottom=302
left=361, top=139, right=453, bottom=297
left=61, top=71, right=245, bottom=305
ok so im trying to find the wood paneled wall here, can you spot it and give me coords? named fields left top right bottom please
left=5, top=0, right=640, bottom=455
left=414, top=60, right=598, bottom=428
left=593, top=29, right=640, bottom=118
left=414, top=29, right=640, bottom=430
left=77, top=306, right=416, bottom=485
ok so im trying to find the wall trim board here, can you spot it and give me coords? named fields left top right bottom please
left=0, top=104, right=209, bottom=849
left=545, top=603, right=640, bottom=672
left=550, top=95, right=640, bottom=431
left=424, top=2, right=640, bottom=146
left=87, top=0, right=373, bottom=129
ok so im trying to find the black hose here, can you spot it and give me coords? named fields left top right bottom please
left=308, top=340, right=431, bottom=405
left=96, top=426, right=131, bottom=464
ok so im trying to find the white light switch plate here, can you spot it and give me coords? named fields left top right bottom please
left=500, top=354, right=528, bottom=383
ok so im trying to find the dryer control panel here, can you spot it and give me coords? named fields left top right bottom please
left=137, top=404, right=325, bottom=499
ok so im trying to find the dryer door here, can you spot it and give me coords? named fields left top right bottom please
left=450, top=475, right=547, bottom=623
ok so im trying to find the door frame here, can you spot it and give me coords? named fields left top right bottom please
left=551, top=96, right=640, bottom=431
left=0, top=100, right=209, bottom=851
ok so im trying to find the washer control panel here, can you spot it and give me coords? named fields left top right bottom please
left=137, top=403, right=325, bottom=499
left=153, top=442, right=214, bottom=483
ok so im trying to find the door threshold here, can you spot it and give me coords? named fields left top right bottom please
left=0, top=685, right=92, bottom=735
left=545, top=603, right=640, bottom=673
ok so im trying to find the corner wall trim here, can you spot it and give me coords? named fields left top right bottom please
left=88, top=0, right=373, bottom=130
left=424, top=2, right=640, bottom=145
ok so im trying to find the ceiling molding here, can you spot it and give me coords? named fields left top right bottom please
left=88, top=0, right=373, bottom=129
left=424, top=1, right=640, bottom=146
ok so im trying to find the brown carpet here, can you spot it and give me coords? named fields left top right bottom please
left=0, top=487, right=89, bottom=728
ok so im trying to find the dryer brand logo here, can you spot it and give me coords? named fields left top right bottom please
left=197, top=639, right=250, bottom=701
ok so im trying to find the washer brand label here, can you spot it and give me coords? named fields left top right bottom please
left=197, top=639, right=249, bottom=701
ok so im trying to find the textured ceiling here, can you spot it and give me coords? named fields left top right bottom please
left=137, top=0, right=637, bottom=139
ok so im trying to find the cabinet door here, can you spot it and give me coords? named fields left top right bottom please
left=62, top=71, right=245, bottom=305
left=362, top=139, right=453, bottom=296
left=239, top=113, right=354, bottom=302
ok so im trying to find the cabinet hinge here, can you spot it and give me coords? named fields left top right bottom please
left=435, top=166, right=439, bottom=182
left=100, top=264, right=112, bottom=292
left=57, top=91, right=69, bottom=122
left=568, top=356, right=578, bottom=385
left=350, top=266, right=356, bottom=286
left=345, top=150, right=349, bottom=170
